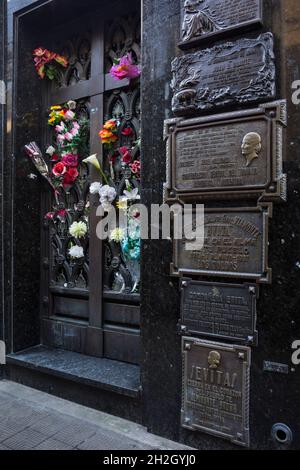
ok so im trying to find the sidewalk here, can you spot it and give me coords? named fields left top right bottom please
left=0, top=380, right=191, bottom=451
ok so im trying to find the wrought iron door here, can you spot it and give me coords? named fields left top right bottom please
left=40, top=2, right=141, bottom=364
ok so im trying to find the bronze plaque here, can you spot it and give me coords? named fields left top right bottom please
left=180, top=0, right=262, bottom=48
left=182, top=337, right=251, bottom=447
left=171, top=206, right=271, bottom=283
left=180, top=279, right=258, bottom=344
left=171, top=33, right=275, bottom=115
left=164, top=101, right=287, bottom=203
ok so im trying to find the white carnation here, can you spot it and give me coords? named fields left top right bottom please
left=99, top=185, right=117, bottom=203
left=90, top=182, right=102, bottom=195
left=68, top=246, right=84, bottom=259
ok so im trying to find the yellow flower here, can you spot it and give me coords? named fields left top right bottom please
left=69, top=221, right=88, bottom=239
left=109, top=228, right=125, bottom=243
left=116, top=198, right=128, bottom=211
left=51, top=105, right=62, bottom=110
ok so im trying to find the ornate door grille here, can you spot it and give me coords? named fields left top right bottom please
left=40, top=2, right=141, bottom=364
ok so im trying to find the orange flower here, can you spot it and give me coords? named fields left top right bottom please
left=103, top=119, right=118, bottom=131
left=33, top=48, right=47, bottom=57
left=99, top=129, right=118, bottom=145
left=55, top=54, right=68, bottom=68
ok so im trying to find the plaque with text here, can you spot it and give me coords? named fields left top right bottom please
left=171, top=206, right=271, bottom=283
left=171, top=33, right=275, bottom=115
left=180, top=279, right=258, bottom=344
left=182, top=337, right=251, bottom=447
left=179, top=0, right=262, bottom=48
left=164, top=101, right=287, bottom=203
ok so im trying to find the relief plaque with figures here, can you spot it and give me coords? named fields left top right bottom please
left=171, top=33, right=275, bottom=115
left=164, top=101, right=287, bottom=203
left=182, top=337, right=251, bottom=447
left=180, top=279, right=258, bottom=345
left=179, top=0, right=262, bottom=48
left=171, top=206, right=272, bottom=284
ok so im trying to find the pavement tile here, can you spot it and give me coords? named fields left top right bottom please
left=0, top=444, right=10, bottom=450
left=77, top=430, right=154, bottom=451
left=34, top=438, right=73, bottom=450
left=29, top=414, right=74, bottom=437
left=3, top=428, right=48, bottom=450
left=52, top=423, right=98, bottom=447
left=0, top=419, right=29, bottom=442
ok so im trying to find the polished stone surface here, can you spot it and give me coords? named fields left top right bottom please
left=141, top=0, right=300, bottom=451
left=7, top=346, right=141, bottom=397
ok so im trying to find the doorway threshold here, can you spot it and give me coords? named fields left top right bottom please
left=6, top=346, right=141, bottom=399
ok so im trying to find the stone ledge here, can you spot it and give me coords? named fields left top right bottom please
left=7, top=346, right=141, bottom=399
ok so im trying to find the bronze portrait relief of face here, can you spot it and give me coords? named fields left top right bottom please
left=241, top=132, right=262, bottom=167
left=208, top=350, right=221, bottom=369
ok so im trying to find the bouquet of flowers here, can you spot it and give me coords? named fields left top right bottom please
left=24, top=100, right=89, bottom=219
left=33, top=47, right=68, bottom=81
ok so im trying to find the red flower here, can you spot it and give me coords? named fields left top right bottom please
left=61, top=154, right=78, bottom=167
left=57, top=209, right=67, bottom=218
left=50, top=154, right=59, bottom=162
left=122, top=151, right=132, bottom=164
left=63, top=167, right=79, bottom=186
left=130, top=160, right=140, bottom=178
left=45, top=212, right=55, bottom=220
left=52, top=162, right=66, bottom=177
left=121, top=127, right=133, bottom=137
left=119, top=146, right=129, bottom=155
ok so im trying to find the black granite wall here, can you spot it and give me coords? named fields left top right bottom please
left=0, top=0, right=6, bottom=380
left=141, top=0, right=300, bottom=450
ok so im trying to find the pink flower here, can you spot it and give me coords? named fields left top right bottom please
left=64, top=132, right=73, bottom=141
left=61, top=154, right=78, bottom=167
left=73, top=121, right=80, bottom=130
left=65, top=110, right=75, bottom=121
left=55, top=122, right=65, bottom=133
left=71, top=127, right=79, bottom=136
left=110, top=53, right=140, bottom=81
left=45, top=212, right=55, bottom=220
left=57, top=134, right=65, bottom=143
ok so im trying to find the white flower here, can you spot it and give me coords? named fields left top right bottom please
left=123, top=187, right=140, bottom=201
left=83, top=154, right=101, bottom=171
left=67, top=100, right=77, bottom=110
left=46, top=145, right=56, bottom=156
left=69, top=221, right=88, bottom=239
left=99, top=185, right=117, bottom=203
left=90, top=182, right=102, bottom=195
left=68, top=245, right=84, bottom=259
